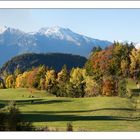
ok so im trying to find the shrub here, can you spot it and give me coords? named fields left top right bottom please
left=66, top=122, right=73, bottom=131
left=66, top=82, right=85, bottom=98
left=0, top=111, right=6, bottom=130
left=0, top=101, right=34, bottom=131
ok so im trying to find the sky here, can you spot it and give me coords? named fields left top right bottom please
left=0, top=9, right=139, bottom=42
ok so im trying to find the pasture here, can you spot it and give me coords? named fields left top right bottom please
left=0, top=79, right=140, bottom=131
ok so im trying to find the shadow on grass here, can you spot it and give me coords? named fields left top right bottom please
left=0, top=102, right=5, bottom=109
left=32, top=99, right=72, bottom=104
left=22, top=113, right=140, bottom=122
left=0, top=99, right=72, bottom=105
left=27, top=108, right=136, bottom=114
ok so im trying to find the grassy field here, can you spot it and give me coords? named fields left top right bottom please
left=127, top=78, right=139, bottom=89
left=0, top=79, right=140, bottom=131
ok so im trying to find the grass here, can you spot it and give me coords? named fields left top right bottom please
left=0, top=79, right=140, bottom=131
left=127, top=78, right=140, bottom=89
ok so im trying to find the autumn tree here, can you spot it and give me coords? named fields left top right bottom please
left=15, top=74, right=24, bottom=88
left=67, top=68, right=87, bottom=97
left=118, top=78, right=127, bottom=97
left=45, top=69, right=57, bottom=94
left=15, top=71, right=30, bottom=88
left=88, top=42, right=134, bottom=79
left=15, top=66, right=47, bottom=89
left=121, top=59, right=129, bottom=77
left=91, top=46, right=114, bottom=80
left=129, top=48, right=140, bottom=79
left=39, top=78, right=46, bottom=90
left=56, top=65, right=69, bottom=97
left=85, top=46, right=102, bottom=76
left=5, top=75, right=16, bottom=88
left=14, top=67, right=22, bottom=77
left=102, top=75, right=118, bottom=96
left=84, top=76, right=100, bottom=97
left=112, top=42, right=133, bottom=76
left=26, top=68, right=39, bottom=88
left=0, top=78, right=5, bottom=89
left=37, top=66, right=47, bottom=90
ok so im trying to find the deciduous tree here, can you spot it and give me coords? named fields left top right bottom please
left=5, top=75, right=16, bottom=88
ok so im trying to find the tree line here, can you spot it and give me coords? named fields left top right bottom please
left=0, top=42, right=139, bottom=97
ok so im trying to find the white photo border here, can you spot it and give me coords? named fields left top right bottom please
left=0, top=0, right=140, bottom=139
left=0, top=1, right=140, bottom=8
left=0, top=132, right=140, bottom=139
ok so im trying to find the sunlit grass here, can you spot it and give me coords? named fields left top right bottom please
left=0, top=88, right=140, bottom=131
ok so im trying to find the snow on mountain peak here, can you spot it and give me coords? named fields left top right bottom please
left=38, top=26, right=70, bottom=39
left=135, top=42, right=140, bottom=49
left=0, top=26, right=25, bottom=35
left=0, top=26, right=8, bottom=34
left=0, top=26, right=112, bottom=48
left=37, top=26, right=82, bottom=45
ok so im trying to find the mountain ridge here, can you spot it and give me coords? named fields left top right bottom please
left=0, top=26, right=112, bottom=66
left=1, top=53, right=87, bottom=74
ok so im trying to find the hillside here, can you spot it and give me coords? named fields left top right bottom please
left=0, top=88, right=139, bottom=131
left=0, top=26, right=112, bottom=66
left=0, top=53, right=87, bottom=74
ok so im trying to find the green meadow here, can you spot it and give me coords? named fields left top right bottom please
left=0, top=79, right=140, bottom=131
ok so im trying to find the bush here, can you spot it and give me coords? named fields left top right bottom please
left=66, top=82, right=85, bottom=98
left=66, top=122, right=73, bottom=131
left=0, top=111, right=6, bottom=130
left=0, top=101, right=34, bottom=131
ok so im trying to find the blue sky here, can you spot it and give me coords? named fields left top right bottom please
left=0, top=9, right=139, bottom=42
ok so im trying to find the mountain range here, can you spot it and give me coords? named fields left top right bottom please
left=0, top=26, right=112, bottom=66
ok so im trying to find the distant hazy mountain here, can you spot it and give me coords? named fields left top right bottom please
left=135, top=42, right=140, bottom=49
left=0, top=26, right=112, bottom=66
left=1, top=53, right=87, bottom=74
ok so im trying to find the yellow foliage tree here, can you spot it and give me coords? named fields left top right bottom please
left=129, top=48, right=140, bottom=79
left=68, top=68, right=87, bottom=97
left=15, top=71, right=31, bottom=88
left=5, top=75, right=15, bottom=88
left=15, top=74, right=24, bottom=88
left=121, top=59, right=129, bottom=77
left=45, top=70, right=56, bottom=92
left=84, top=76, right=100, bottom=97
left=70, top=68, right=87, bottom=86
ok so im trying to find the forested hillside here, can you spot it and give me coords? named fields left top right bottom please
left=0, top=42, right=138, bottom=98
left=1, top=53, right=87, bottom=74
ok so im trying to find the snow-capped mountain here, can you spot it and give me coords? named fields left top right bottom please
left=0, top=26, right=8, bottom=34
left=117, top=40, right=140, bottom=50
left=0, top=26, right=112, bottom=66
left=135, top=42, right=140, bottom=49
left=36, top=26, right=111, bottom=46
